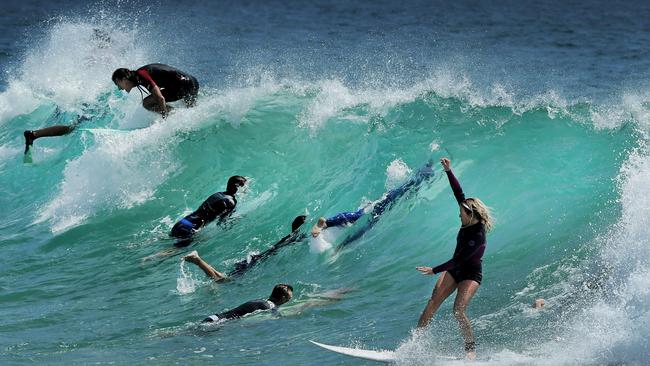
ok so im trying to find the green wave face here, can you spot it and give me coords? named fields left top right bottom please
left=1, top=19, right=648, bottom=366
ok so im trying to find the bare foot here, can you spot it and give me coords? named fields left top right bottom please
left=24, top=130, right=35, bottom=154
left=182, top=250, right=200, bottom=264
left=311, top=217, right=327, bottom=238
left=465, top=351, right=476, bottom=361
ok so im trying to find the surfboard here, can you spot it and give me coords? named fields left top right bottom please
left=79, top=128, right=131, bottom=135
left=309, top=340, right=396, bottom=363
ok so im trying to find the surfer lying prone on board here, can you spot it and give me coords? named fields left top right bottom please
left=181, top=215, right=307, bottom=281
left=415, top=158, right=493, bottom=361
left=201, top=284, right=293, bottom=324
left=310, top=159, right=434, bottom=246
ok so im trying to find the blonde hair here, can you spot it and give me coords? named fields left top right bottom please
left=464, top=197, right=494, bottom=232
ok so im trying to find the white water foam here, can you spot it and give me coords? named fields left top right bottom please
left=385, top=158, right=412, bottom=190
left=177, top=259, right=201, bottom=295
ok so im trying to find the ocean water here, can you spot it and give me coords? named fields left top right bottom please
left=1, top=1, right=649, bottom=365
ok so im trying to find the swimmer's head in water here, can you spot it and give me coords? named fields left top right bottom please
left=460, top=198, right=493, bottom=231
left=226, top=176, right=247, bottom=195
left=268, top=284, right=293, bottom=305
left=112, top=68, right=137, bottom=92
left=291, top=215, right=307, bottom=232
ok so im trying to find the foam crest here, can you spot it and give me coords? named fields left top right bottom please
left=20, top=22, right=148, bottom=109
left=0, top=80, right=41, bottom=124
left=293, top=73, right=580, bottom=132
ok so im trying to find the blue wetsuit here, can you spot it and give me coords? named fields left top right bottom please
left=328, top=159, right=435, bottom=248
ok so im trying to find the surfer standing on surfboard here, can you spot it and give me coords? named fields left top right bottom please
left=415, top=157, right=493, bottom=361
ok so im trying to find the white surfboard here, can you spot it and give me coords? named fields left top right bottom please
left=79, top=128, right=131, bottom=135
left=310, top=340, right=396, bottom=363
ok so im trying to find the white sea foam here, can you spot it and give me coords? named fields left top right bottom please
left=385, top=159, right=412, bottom=190
left=176, top=259, right=200, bottom=295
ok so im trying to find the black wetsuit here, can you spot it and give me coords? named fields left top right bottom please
left=136, top=63, right=199, bottom=105
left=170, top=192, right=237, bottom=245
left=228, top=232, right=307, bottom=277
left=202, top=299, right=277, bottom=323
left=431, top=169, right=486, bottom=284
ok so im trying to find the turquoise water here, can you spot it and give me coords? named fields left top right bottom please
left=2, top=3, right=650, bottom=365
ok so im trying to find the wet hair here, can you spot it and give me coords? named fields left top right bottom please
left=111, top=68, right=136, bottom=84
left=268, top=284, right=293, bottom=305
left=226, top=176, right=247, bottom=193
left=291, top=215, right=307, bottom=232
left=463, top=197, right=494, bottom=232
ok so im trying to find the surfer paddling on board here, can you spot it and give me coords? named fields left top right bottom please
left=181, top=215, right=307, bottom=281
left=169, top=176, right=247, bottom=248
left=202, top=284, right=293, bottom=323
left=112, top=63, right=199, bottom=117
left=415, top=158, right=493, bottom=361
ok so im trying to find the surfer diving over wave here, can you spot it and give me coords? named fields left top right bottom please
left=415, top=158, right=493, bottom=361
left=112, top=63, right=199, bottom=117
left=181, top=215, right=307, bottom=281
left=310, top=159, right=435, bottom=249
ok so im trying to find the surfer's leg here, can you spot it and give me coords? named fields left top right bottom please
left=24, top=126, right=75, bottom=153
left=453, top=280, right=480, bottom=360
left=182, top=251, right=227, bottom=281
left=417, top=272, right=457, bottom=328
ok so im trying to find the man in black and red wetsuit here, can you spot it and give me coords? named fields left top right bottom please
left=23, top=64, right=199, bottom=154
left=112, top=63, right=199, bottom=116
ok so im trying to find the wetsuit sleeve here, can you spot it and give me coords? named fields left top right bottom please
left=431, top=240, right=485, bottom=274
left=325, top=209, right=365, bottom=227
left=136, top=69, right=157, bottom=89
left=446, top=169, right=465, bottom=204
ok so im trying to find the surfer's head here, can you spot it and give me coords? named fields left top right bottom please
left=291, top=215, right=307, bottom=232
left=112, top=68, right=137, bottom=92
left=460, top=198, right=493, bottom=231
left=268, top=284, right=293, bottom=305
left=226, top=176, right=247, bottom=195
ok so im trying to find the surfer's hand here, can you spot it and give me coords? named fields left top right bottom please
left=416, top=266, right=434, bottom=275
left=440, top=158, right=451, bottom=171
